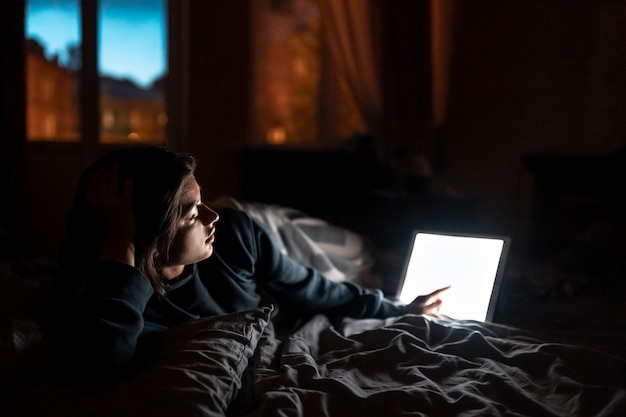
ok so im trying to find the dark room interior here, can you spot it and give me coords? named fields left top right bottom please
left=2, top=1, right=626, bottom=415
left=2, top=0, right=625, bottom=261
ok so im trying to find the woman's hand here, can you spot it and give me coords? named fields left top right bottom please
left=404, top=286, right=451, bottom=316
left=85, top=163, right=135, bottom=266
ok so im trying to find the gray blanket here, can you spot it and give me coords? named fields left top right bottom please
left=232, top=314, right=626, bottom=417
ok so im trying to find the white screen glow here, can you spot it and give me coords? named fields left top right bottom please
left=399, top=233, right=505, bottom=321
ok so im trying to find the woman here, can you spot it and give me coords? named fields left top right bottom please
left=55, top=145, right=447, bottom=390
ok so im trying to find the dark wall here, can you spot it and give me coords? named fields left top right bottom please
left=0, top=1, right=26, bottom=258
left=442, top=0, right=626, bottom=254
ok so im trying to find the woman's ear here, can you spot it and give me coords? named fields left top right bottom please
left=153, top=238, right=168, bottom=264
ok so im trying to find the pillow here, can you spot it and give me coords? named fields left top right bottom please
left=105, top=306, right=273, bottom=417
left=210, top=196, right=374, bottom=283
left=1, top=307, right=273, bottom=417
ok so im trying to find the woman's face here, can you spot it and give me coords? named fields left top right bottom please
left=161, top=176, right=219, bottom=279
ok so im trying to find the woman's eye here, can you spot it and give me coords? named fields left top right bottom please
left=186, top=209, right=199, bottom=223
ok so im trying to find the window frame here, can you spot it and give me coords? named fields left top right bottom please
left=22, top=0, right=185, bottom=152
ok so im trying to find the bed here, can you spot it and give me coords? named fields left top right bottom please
left=2, top=150, right=626, bottom=416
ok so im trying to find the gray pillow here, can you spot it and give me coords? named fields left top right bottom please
left=109, top=306, right=273, bottom=417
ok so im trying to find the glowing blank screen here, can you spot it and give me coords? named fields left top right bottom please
left=398, top=233, right=505, bottom=321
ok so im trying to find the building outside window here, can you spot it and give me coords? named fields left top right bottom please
left=25, top=0, right=167, bottom=144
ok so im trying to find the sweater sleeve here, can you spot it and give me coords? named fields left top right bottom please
left=215, top=208, right=405, bottom=319
left=56, top=260, right=154, bottom=390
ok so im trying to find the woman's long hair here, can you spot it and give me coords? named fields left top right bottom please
left=58, top=145, right=197, bottom=296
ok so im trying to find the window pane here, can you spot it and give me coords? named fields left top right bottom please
left=98, top=0, right=167, bottom=144
left=25, top=0, right=81, bottom=142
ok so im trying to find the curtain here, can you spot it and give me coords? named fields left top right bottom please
left=316, top=0, right=384, bottom=151
left=317, top=0, right=434, bottom=159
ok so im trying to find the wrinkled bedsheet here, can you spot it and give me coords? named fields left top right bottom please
left=230, top=314, right=626, bottom=417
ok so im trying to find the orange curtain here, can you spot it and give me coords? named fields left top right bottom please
left=316, top=0, right=384, bottom=151
left=317, top=0, right=434, bottom=158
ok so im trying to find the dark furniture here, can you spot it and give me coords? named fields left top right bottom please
left=524, top=147, right=626, bottom=262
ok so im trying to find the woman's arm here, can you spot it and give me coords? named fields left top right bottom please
left=56, top=163, right=149, bottom=390
left=212, top=208, right=405, bottom=319
left=57, top=261, right=154, bottom=390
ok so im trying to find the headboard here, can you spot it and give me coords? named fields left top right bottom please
left=239, top=146, right=478, bottom=251
left=240, top=146, right=382, bottom=229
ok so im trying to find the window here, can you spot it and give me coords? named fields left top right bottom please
left=25, top=0, right=168, bottom=144
left=251, top=0, right=365, bottom=148
left=25, top=1, right=80, bottom=142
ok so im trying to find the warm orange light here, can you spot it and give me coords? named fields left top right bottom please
left=266, top=127, right=286, bottom=145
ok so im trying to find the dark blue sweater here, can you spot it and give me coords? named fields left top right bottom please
left=59, top=208, right=403, bottom=388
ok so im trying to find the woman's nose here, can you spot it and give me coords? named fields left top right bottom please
left=199, top=203, right=219, bottom=225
